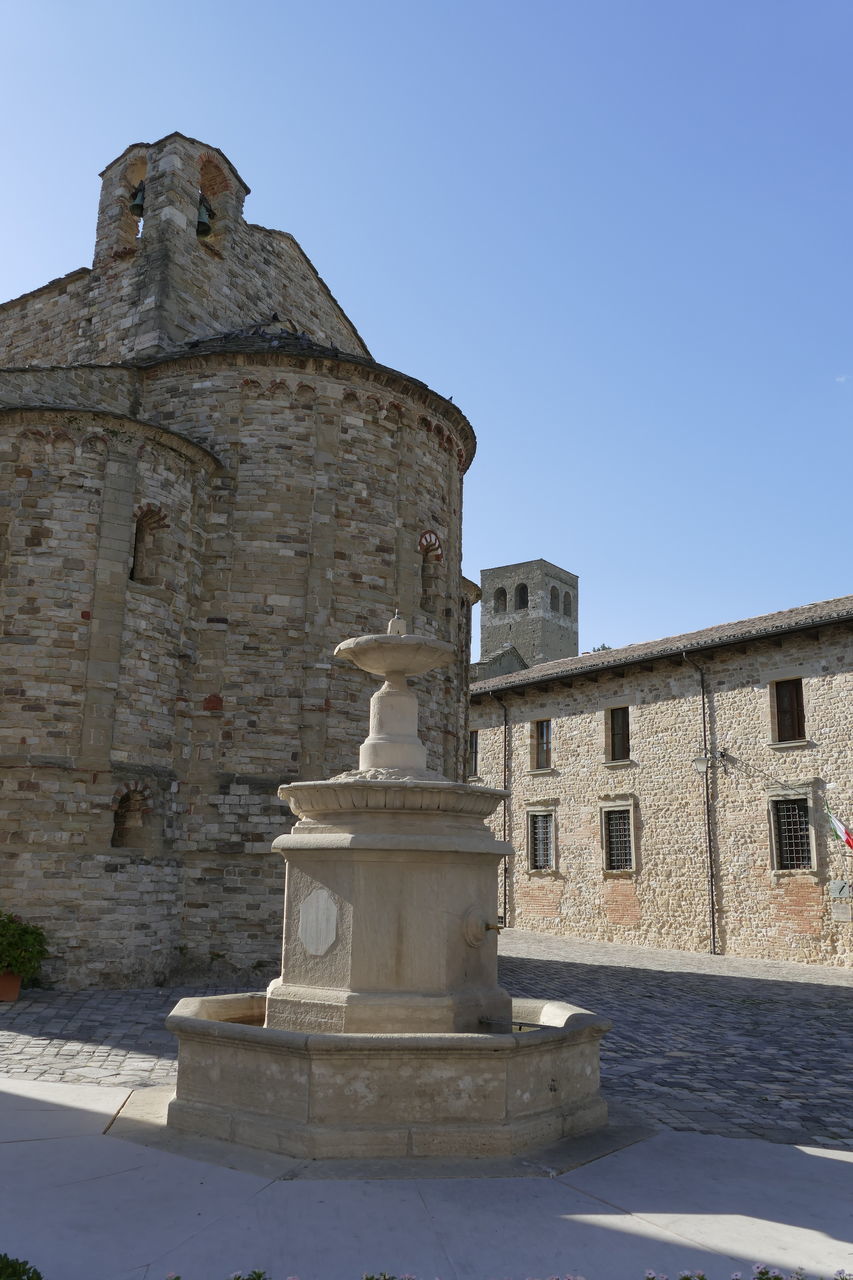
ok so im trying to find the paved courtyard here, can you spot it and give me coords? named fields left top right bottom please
left=1, top=928, right=851, bottom=1149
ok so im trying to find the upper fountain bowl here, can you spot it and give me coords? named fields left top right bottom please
left=334, top=632, right=455, bottom=681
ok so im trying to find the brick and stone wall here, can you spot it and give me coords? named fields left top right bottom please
left=1, top=135, right=476, bottom=987
left=470, top=624, right=853, bottom=967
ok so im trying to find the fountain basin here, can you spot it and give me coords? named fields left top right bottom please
left=166, top=994, right=610, bottom=1159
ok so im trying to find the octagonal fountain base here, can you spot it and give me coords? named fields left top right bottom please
left=166, top=994, right=610, bottom=1159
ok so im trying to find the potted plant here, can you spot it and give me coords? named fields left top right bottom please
left=0, top=912, right=49, bottom=1001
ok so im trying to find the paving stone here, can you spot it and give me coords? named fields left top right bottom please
left=1, top=930, right=851, bottom=1146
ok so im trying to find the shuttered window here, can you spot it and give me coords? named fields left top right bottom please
left=608, top=707, right=630, bottom=761
left=533, top=720, right=552, bottom=770
left=774, top=679, right=805, bottom=742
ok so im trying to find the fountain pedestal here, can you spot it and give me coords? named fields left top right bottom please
left=166, top=618, right=610, bottom=1159
left=266, top=624, right=512, bottom=1033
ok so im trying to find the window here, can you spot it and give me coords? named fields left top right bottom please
left=603, top=808, right=634, bottom=871
left=468, top=729, right=479, bottom=777
left=563, top=592, right=572, bottom=618
left=550, top=586, right=559, bottom=611
left=130, top=505, right=169, bottom=584
left=514, top=583, right=528, bottom=610
left=771, top=797, right=813, bottom=870
left=528, top=811, right=554, bottom=870
left=533, top=719, right=552, bottom=770
left=111, top=789, right=150, bottom=849
left=606, top=707, right=630, bottom=761
left=772, top=679, right=805, bottom=743
left=493, top=587, right=507, bottom=614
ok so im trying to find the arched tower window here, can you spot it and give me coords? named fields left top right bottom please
left=120, top=157, right=148, bottom=251
left=550, top=586, right=559, bottom=611
left=514, top=583, right=528, bottom=610
left=563, top=592, right=573, bottom=618
left=130, top=505, right=169, bottom=585
left=197, top=156, right=231, bottom=243
left=493, top=587, right=507, bottom=614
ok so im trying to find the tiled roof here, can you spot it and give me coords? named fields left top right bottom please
left=133, top=324, right=370, bottom=367
left=471, top=594, right=853, bottom=697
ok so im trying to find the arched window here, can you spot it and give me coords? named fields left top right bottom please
left=514, top=583, right=528, bottom=610
left=493, top=587, right=507, bottom=614
left=550, top=586, right=559, bottom=612
left=111, top=791, right=145, bottom=848
left=123, top=157, right=147, bottom=247
left=130, top=505, right=169, bottom=584
left=563, top=592, right=573, bottom=618
left=198, top=156, right=230, bottom=242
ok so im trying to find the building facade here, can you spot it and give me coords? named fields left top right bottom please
left=0, top=134, right=477, bottom=987
left=470, top=595, right=853, bottom=967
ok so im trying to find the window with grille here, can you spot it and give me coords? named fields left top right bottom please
left=603, top=807, right=634, bottom=870
left=468, top=729, right=479, bottom=777
left=607, top=707, right=630, bottom=761
left=528, top=812, right=554, bottom=870
left=771, top=797, right=812, bottom=870
left=533, top=719, right=552, bottom=770
left=773, top=679, right=805, bottom=742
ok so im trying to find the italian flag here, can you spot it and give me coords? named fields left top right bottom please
left=827, top=808, right=853, bottom=851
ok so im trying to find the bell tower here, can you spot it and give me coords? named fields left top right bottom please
left=478, top=558, right=579, bottom=670
left=92, top=134, right=250, bottom=357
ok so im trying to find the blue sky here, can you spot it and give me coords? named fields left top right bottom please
left=1, top=0, right=851, bottom=655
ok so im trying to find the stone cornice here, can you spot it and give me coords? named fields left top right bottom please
left=0, top=404, right=222, bottom=472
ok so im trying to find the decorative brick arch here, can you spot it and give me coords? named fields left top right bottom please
left=110, top=780, right=154, bottom=812
left=133, top=502, right=169, bottom=530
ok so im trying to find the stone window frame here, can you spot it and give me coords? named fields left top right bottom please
left=767, top=782, right=818, bottom=875
left=603, top=703, right=633, bottom=767
left=599, top=795, right=639, bottom=876
left=529, top=718, right=553, bottom=772
left=526, top=801, right=558, bottom=873
left=514, top=582, right=529, bottom=610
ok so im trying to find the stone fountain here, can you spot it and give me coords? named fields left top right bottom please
left=166, top=616, right=610, bottom=1159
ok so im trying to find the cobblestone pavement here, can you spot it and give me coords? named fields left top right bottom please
left=501, top=930, right=853, bottom=1148
left=1, top=931, right=851, bottom=1148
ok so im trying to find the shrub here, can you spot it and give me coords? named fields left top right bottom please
left=0, top=913, right=48, bottom=982
left=0, top=1255, right=45, bottom=1280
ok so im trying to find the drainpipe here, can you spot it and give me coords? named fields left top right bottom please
left=682, top=652, right=718, bottom=955
left=489, top=692, right=509, bottom=925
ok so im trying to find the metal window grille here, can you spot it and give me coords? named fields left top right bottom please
left=774, top=679, right=805, bottom=742
left=468, top=730, right=479, bottom=777
left=772, top=798, right=812, bottom=870
left=604, top=808, right=633, bottom=871
left=534, top=720, right=552, bottom=770
left=529, top=812, right=554, bottom=870
left=609, top=707, right=630, bottom=761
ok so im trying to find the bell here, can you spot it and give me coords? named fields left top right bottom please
left=196, top=195, right=215, bottom=239
left=129, top=183, right=145, bottom=218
